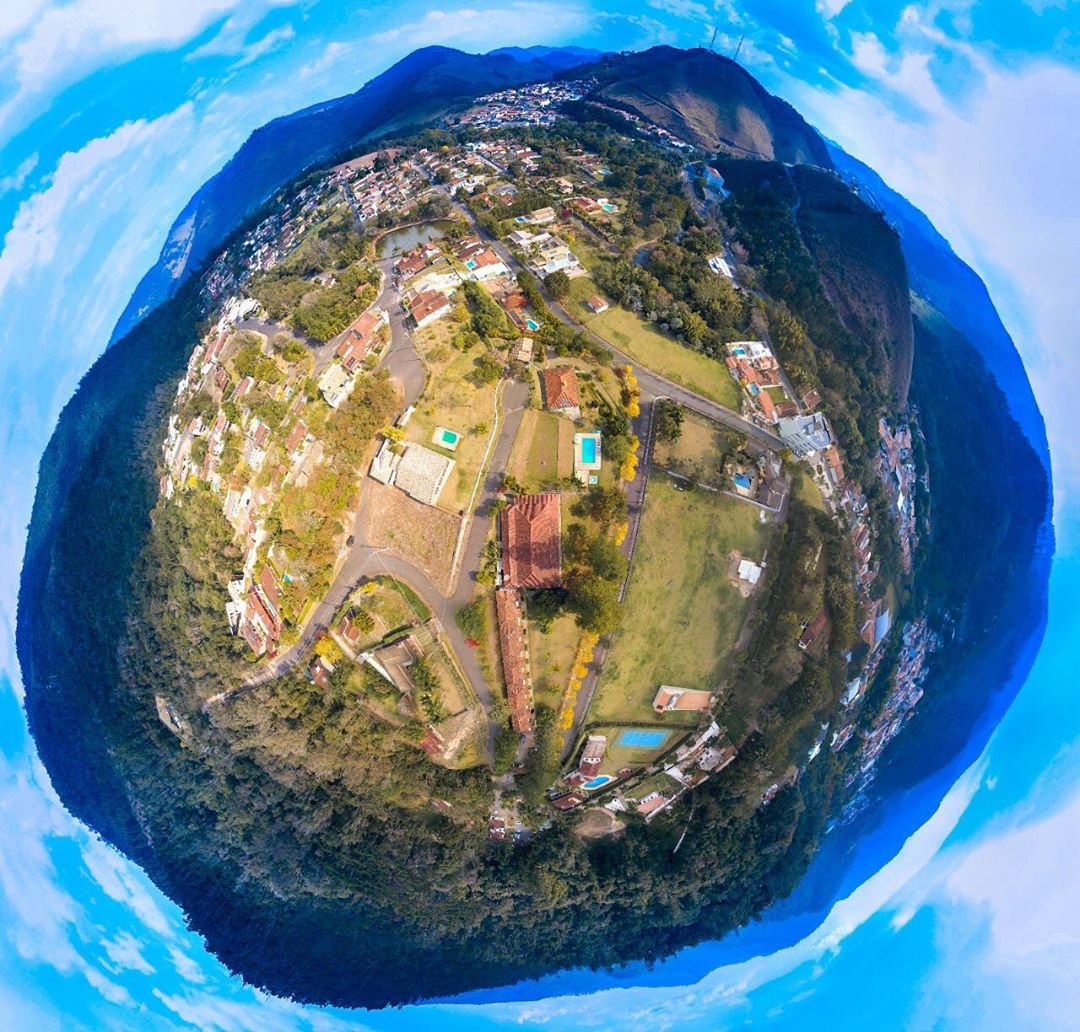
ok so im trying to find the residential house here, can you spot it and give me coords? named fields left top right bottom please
left=409, top=289, right=453, bottom=329
left=652, top=685, right=713, bottom=713
left=541, top=366, right=581, bottom=419
left=586, top=294, right=609, bottom=314
left=500, top=493, right=562, bottom=589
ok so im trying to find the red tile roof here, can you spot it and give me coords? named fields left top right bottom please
left=495, top=587, right=533, bottom=733
left=500, top=493, right=562, bottom=589
left=285, top=421, right=308, bottom=455
left=410, top=290, right=451, bottom=324
left=541, top=366, right=580, bottom=412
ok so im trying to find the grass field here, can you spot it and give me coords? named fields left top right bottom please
left=587, top=478, right=773, bottom=726
left=793, top=469, right=826, bottom=511
left=410, top=322, right=500, bottom=511
left=652, top=409, right=743, bottom=486
left=509, top=409, right=575, bottom=489
left=582, top=724, right=685, bottom=777
left=528, top=611, right=581, bottom=710
left=565, top=276, right=741, bottom=409
left=342, top=576, right=431, bottom=651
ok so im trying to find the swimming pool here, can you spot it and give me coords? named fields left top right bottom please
left=601, top=202, right=617, bottom=213
left=618, top=729, right=669, bottom=750
left=465, top=259, right=477, bottom=269
left=432, top=426, right=461, bottom=451
left=581, top=436, right=598, bottom=464
left=583, top=774, right=613, bottom=791
left=525, top=318, right=540, bottom=332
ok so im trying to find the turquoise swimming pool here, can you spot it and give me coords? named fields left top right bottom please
left=581, top=436, right=598, bottom=464
left=525, top=318, right=540, bottom=332
left=433, top=426, right=461, bottom=450
left=583, top=774, right=612, bottom=791
left=618, top=729, right=669, bottom=749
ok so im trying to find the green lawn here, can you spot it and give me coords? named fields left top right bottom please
left=587, top=478, right=773, bottom=726
left=652, top=409, right=742, bottom=487
left=565, top=276, right=741, bottom=409
left=528, top=611, right=581, bottom=710
left=583, top=725, right=684, bottom=777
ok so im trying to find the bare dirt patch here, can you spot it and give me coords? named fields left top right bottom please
left=362, top=480, right=460, bottom=595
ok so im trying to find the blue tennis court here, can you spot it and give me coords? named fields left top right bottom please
left=618, top=729, right=669, bottom=749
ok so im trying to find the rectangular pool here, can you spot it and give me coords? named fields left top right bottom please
left=581, top=436, right=598, bottom=464
left=432, top=426, right=461, bottom=451
left=618, top=729, right=669, bottom=749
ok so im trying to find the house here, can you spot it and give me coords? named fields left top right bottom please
left=500, top=493, right=562, bottom=589
left=578, top=735, right=607, bottom=779
left=335, top=308, right=386, bottom=373
left=541, top=366, right=581, bottom=419
left=526, top=205, right=556, bottom=225
left=511, top=338, right=534, bottom=364
left=635, top=792, right=671, bottom=818
left=737, top=559, right=762, bottom=585
left=466, top=248, right=509, bottom=281
left=309, top=657, right=332, bottom=690
left=757, top=387, right=777, bottom=423
left=652, top=685, right=712, bottom=713
left=778, top=413, right=833, bottom=458
left=409, top=289, right=453, bottom=328
left=337, top=609, right=366, bottom=650
left=798, top=609, right=829, bottom=652
left=551, top=792, right=583, bottom=811
left=371, top=635, right=424, bottom=695
left=586, top=294, right=609, bottom=314
left=393, top=443, right=456, bottom=507
left=495, top=587, right=534, bottom=732
left=318, top=363, right=354, bottom=409
left=824, top=444, right=845, bottom=486
left=285, top=420, right=309, bottom=457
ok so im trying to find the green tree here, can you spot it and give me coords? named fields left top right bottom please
left=544, top=270, right=570, bottom=300
left=655, top=399, right=684, bottom=443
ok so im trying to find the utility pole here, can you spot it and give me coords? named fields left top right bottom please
left=732, top=34, right=745, bottom=61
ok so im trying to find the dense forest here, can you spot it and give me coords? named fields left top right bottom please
left=17, top=71, right=1050, bottom=1008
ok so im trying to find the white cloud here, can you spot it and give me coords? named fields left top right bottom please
left=0, top=0, right=301, bottom=136
left=646, top=0, right=709, bottom=20
left=151, top=987, right=363, bottom=1032
left=0, top=107, right=193, bottom=300
left=101, top=931, right=155, bottom=976
left=168, top=945, right=208, bottom=985
left=0, top=152, right=38, bottom=194
left=81, top=839, right=175, bottom=939
left=816, top=0, right=853, bottom=18
left=369, top=3, right=591, bottom=49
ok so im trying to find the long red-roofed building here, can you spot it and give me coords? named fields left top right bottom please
left=500, top=493, right=562, bottom=589
left=495, top=587, right=534, bottom=732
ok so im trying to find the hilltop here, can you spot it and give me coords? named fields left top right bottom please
left=18, top=45, right=1049, bottom=1007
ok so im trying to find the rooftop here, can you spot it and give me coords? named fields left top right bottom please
left=541, top=366, right=581, bottom=412
left=500, top=493, right=562, bottom=589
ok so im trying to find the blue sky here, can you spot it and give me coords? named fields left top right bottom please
left=1, top=2, right=1078, bottom=1028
